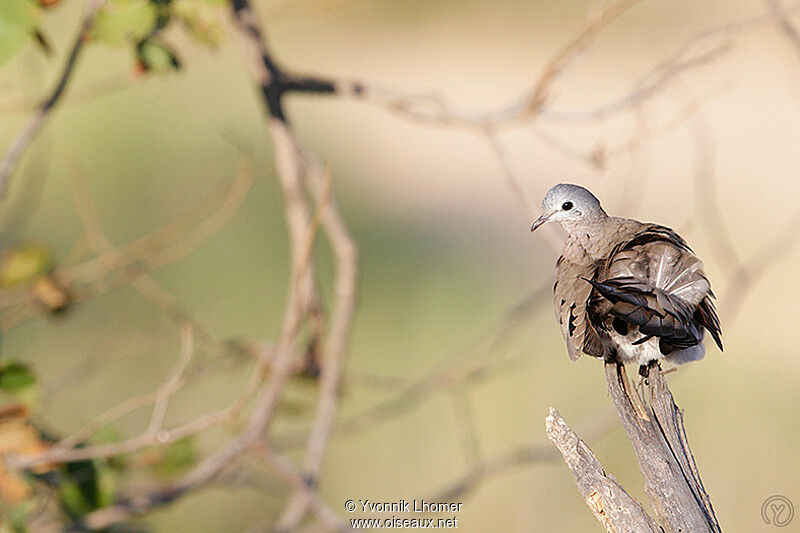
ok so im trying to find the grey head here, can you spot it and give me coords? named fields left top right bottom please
left=530, top=183, right=607, bottom=232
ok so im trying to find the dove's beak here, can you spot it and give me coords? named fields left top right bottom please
left=530, top=212, right=553, bottom=232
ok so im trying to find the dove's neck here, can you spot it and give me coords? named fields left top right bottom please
left=561, top=214, right=614, bottom=261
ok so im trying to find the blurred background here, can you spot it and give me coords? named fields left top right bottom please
left=0, top=0, right=799, bottom=531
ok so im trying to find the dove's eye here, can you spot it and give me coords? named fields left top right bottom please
left=562, top=201, right=573, bottom=211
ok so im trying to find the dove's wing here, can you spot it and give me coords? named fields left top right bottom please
left=588, top=224, right=722, bottom=355
left=554, top=253, right=605, bottom=361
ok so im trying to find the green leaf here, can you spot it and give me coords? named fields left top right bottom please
left=91, top=0, right=157, bottom=45
left=173, top=0, right=224, bottom=47
left=0, top=363, right=36, bottom=393
left=0, top=245, right=52, bottom=287
left=58, top=460, right=116, bottom=518
left=152, top=436, right=197, bottom=477
left=95, top=465, right=116, bottom=508
left=0, top=0, right=41, bottom=67
left=137, top=39, right=181, bottom=72
left=58, top=478, right=91, bottom=518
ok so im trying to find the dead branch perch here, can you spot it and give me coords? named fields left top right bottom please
left=546, top=409, right=661, bottom=533
left=547, top=363, right=720, bottom=533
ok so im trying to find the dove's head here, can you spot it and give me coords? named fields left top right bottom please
left=530, top=183, right=607, bottom=232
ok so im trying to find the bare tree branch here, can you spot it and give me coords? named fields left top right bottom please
left=546, top=408, right=662, bottom=533
left=59, top=1, right=354, bottom=528
left=549, top=362, right=722, bottom=533
left=276, top=156, right=359, bottom=530
left=603, top=362, right=720, bottom=532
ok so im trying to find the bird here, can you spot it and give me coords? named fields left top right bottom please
left=530, top=183, right=722, bottom=376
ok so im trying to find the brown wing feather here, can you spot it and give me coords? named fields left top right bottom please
left=589, top=224, right=722, bottom=354
left=554, top=255, right=603, bottom=360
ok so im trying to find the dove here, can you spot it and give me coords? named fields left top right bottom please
left=531, top=184, right=722, bottom=375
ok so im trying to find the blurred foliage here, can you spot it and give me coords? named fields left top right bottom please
left=58, top=458, right=115, bottom=519
left=0, top=405, right=50, bottom=518
left=0, top=1, right=43, bottom=68
left=173, top=0, right=224, bottom=46
left=146, top=436, right=198, bottom=478
left=0, top=0, right=223, bottom=74
left=136, top=39, right=181, bottom=73
left=0, top=363, right=37, bottom=394
left=0, top=0, right=221, bottom=527
left=92, top=0, right=159, bottom=45
left=0, top=244, right=70, bottom=315
left=0, top=245, right=52, bottom=287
